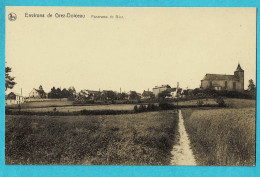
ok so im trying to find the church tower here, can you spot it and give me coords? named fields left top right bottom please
left=234, top=63, right=244, bottom=91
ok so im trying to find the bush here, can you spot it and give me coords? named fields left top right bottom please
left=134, top=105, right=138, bottom=112
left=139, top=105, right=147, bottom=112
left=216, top=97, right=226, bottom=107
left=196, top=100, right=204, bottom=107
left=158, top=103, right=175, bottom=110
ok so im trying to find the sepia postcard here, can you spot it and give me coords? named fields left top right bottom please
left=4, top=6, right=256, bottom=167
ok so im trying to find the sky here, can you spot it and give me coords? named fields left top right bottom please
left=6, top=7, right=256, bottom=96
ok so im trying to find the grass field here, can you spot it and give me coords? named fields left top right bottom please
left=182, top=98, right=256, bottom=166
left=7, top=98, right=73, bottom=109
left=7, top=98, right=219, bottom=113
left=6, top=111, right=178, bottom=165
left=20, top=104, right=136, bottom=112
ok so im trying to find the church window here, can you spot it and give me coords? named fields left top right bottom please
left=225, top=81, right=228, bottom=89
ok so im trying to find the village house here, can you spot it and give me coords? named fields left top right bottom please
left=152, top=85, right=171, bottom=97
left=167, top=88, right=183, bottom=98
left=79, top=89, right=101, bottom=100
left=201, top=64, right=244, bottom=92
left=29, top=88, right=42, bottom=98
left=141, top=90, right=154, bottom=99
left=6, top=92, right=24, bottom=105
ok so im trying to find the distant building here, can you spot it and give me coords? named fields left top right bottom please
left=6, top=92, right=24, bottom=105
left=29, top=88, right=41, bottom=98
left=167, top=88, right=182, bottom=98
left=80, top=89, right=101, bottom=100
left=201, top=64, right=244, bottom=92
left=141, top=90, right=154, bottom=99
left=152, top=85, right=171, bottom=97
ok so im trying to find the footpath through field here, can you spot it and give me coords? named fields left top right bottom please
left=170, top=110, right=197, bottom=166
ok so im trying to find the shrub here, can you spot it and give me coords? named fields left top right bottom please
left=138, top=105, right=147, bottom=112
left=158, top=103, right=175, bottom=110
left=216, top=97, right=226, bottom=107
left=196, top=100, right=204, bottom=107
left=134, top=105, right=138, bottom=112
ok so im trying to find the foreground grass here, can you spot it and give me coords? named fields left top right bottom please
left=182, top=107, right=255, bottom=166
left=6, top=111, right=178, bottom=165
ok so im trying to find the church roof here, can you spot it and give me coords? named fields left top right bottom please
left=202, top=74, right=239, bottom=81
left=235, top=63, right=244, bottom=72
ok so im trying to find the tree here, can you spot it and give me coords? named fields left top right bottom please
left=129, top=91, right=140, bottom=100
left=56, top=88, right=62, bottom=98
left=103, top=90, right=117, bottom=100
left=61, top=88, right=69, bottom=98
left=67, top=86, right=76, bottom=100
left=38, top=85, right=46, bottom=98
left=248, top=79, right=256, bottom=99
left=248, top=79, right=256, bottom=91
left=5, top=66, right=16, bottom=91
left=48, top=87, right=56, bottom=98
left=68, top=86, right=76, bottom=96
left=158, top=90, right=171, bottom=100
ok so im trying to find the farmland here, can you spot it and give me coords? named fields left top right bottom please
left=6, top=98, right=73, bottom=109
left=19, top=104, right=136, bottom=112
left=6, top=111, right=178, bottom=165
left=6, top=98, right=219, bottom=113
left=182, top=99, right=256, bottom=166
left=5, top=98, right=256, bottom=165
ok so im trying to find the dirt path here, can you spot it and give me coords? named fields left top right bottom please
left=170, top=110, right=197, bottom=165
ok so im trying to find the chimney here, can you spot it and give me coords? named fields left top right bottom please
left=177, top=82, right=179, bottom=89
left=21, top=88, right=22, bottom=96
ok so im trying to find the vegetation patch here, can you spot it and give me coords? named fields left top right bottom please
left=6, top=111, right=178, bottom=165
left=182, top=106, right=255, bottom=166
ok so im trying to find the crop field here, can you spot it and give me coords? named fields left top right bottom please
left=7, top=98, right=220, bottom=113
left=19, top=104, right=136, bottom=112
left=182, top=99, right=256, bottom=166
left=6, top=111, right=178, bottom=165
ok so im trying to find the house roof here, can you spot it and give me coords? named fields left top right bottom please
left=7, top=92, right=23, bottom=99
left=202, top=74, right=239, bottom=81
left=31, top=88, right=41, bottom=93
left=153, top=85, right=171, bottom=89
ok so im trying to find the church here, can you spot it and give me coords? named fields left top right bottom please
left=201, top=64, right=244, bottom=92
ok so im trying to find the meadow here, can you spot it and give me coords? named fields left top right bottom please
left=20, top=104, right=136, bottom=112
left=6, top=98, right=219, bottom=113
left=6, top=111, right=178, bottom=165
left=182, top=99, right=256, bottom=166
left=6, top=98, right=73, bottom=109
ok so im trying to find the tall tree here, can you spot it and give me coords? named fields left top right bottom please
left=129, top=91, right=140, bottom=100
left=158, top=90, right=171, bottom=100
left=248, top=79, right=256, bottom=91
left=5, top=66, right=16, bottom=91
left=38, top=85, right=46, bottom=98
